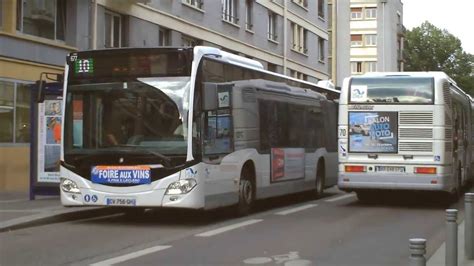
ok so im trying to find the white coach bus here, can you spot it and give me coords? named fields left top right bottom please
left=338, top=72, right=473, bottom=200
left=60, top=46, right=340, bottom=214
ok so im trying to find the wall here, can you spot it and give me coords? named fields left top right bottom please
left=336, top=0, right=351, bottom=86
left=0, top=147, right=30, bottom=191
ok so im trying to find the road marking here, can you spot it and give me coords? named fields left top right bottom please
left=0, top=209, right=40, bottom=213
left=195, top=219, right=262, bottom=237
left=325, top=193, right=355, bottom=202
left=274, top=204, right=318, bottom=216
left=90, top=245, right=172, bottom=266
left=73, top=213, right=125, bottom=223
left=0, top=199, right=29, bottom=203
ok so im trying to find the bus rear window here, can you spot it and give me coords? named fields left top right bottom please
left=349, top=77, right=434, bottom=104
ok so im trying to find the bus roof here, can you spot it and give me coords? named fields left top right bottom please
left=355, top=71, right=451, bottom=80
left=232, top=79, right=326, bottom=101
left=69, top=46, right=340, bottom=96
left=192, top=46, right=340, bottom=95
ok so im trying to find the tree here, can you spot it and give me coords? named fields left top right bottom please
left=404, top=21, right=474, bottom=96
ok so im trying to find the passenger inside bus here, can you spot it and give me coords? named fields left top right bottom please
left=106, top=117, right=134, bottom=146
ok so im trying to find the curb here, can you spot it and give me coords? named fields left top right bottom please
left=0, top=207, right=123, bottom=233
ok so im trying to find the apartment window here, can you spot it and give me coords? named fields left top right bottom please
left=292, top=23, right=307, bottom=53
left=0, top=1, right=3, bottom=29
left=366, top=61, right=377, bottom=72
left=351, top=62, right=362, bottom=74
left=159, top=27, right=170, bottom=46
left=318, top=37, right=325, bottom=61
left=287, top=69, right=305, bottom=80
left=288, top=69, right=296, bottom=78
left=350, top=8, right=362, bottom=20
left=0, top=80, right=32, bottom=143
left=268, top=11, right=278, bottom=41
left=267, top=63, right=278, bottom=73
left=365, top=34, right=377, bottom=46
left=182, top=35, right=202, bottom=47
left=292, top=0, right=308, bottom=8
left=16, top=0, right=66, bottom=41
left=245, top=0, right=253, bottom=31
left=351, top=34, right=362, bottom=47
left=105, top=11, right=122, bottom=48
left=222, top=0, right=238, bottom=24
left=318, top=0, right=325, bottom=19
left=182, top=0, right=203, bottom=9
left=365, top=8, right=376, bottom=19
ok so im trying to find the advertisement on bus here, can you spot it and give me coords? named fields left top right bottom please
left=271, top=148, right=305, bottom=182
left=348, top=112, right=398, bottom=153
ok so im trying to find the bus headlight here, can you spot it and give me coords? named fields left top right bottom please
left=60, top=178, right=80, bottom=194
left=165, top=179, right=197, bottom=195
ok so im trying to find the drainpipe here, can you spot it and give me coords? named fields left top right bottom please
left=381, top=0, right=385, bottom=71
left=89, top=0, right=97, bottom=50
left=332, top=0, right=337, bottom=85
left=283, top=0, right=288, bottom=74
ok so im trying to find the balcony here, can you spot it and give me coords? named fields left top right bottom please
left=397, top=24, right=406, bottom=37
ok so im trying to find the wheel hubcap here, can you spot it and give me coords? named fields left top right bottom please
left=243, top=181, right=252, bottom=204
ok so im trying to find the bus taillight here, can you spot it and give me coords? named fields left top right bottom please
left=414, top=167, right=437, bottom=174
left=345, top=165, right=366, bottom=173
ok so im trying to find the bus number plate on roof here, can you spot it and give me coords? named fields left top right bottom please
left=375, top=166, right=405, bottom=173
left=91, top=166, right=151, bottom=184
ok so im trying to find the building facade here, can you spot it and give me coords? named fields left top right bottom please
left=330, top=0, right=404, bottom=88
left=0, top=0, right=329, bottom=192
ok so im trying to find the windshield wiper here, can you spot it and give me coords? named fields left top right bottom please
left=140, top=149, right=172, bottom=168
left=111, top=145, right=172, bottom=168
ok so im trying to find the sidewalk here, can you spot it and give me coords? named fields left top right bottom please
left=0, top=192, right=116, bottom=232
left=428, top=220, right=474, bottom=266
left=427, top=187, right=474, bottom=266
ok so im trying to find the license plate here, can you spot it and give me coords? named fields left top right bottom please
left=375, top=166, right=405, bottom=173
left=106, top=197, right=136, bottom=206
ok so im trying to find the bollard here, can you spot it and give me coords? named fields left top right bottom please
left=466, top=193, right=474, bottom=259
left=408, top=238, right=426, bottom=266
left=446, top=209, right=458, bottom=266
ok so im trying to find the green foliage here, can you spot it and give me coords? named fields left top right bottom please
left=404, top=21, right=474, bottom=96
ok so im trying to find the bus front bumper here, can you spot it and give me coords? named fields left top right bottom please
left=338, top=172, right=455, bottom=193
left=60, top=183, right=205, bottom=209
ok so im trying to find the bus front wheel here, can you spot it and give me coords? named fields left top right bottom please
left=237, top=169, right=255, bottom=216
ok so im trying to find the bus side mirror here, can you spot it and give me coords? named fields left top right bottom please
left=202, top=83, right=218, bottom=111
left=36, top=72, right=64, bottom=103
left=36, top=80, right=46, bottom=103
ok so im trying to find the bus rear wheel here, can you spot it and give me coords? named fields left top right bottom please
left=356, top=190, right=375, bottom=202
left=314, top=163, right=325, bottom=199
left=453, top=164, right=463, bottom=199
left=237, top=169, right=254, bottom=216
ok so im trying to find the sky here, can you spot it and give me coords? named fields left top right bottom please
left=402, top=0, right=474, bottom=54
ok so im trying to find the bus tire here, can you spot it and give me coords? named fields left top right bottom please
left=456, top=164, right=463, bottom=197
left=237, top=167, right=255, bottom=216
left=314, top=161, right=325, bottom=199
left=356, top=191, right=374, bottom=203
left=450, top=164, right=463, bottom=202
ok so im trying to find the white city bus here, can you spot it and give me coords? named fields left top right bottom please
left=338, top=72, right=473, bottom=200
left=60, top=46, right=340, bottom=214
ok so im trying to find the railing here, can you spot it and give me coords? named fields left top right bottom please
left=222, top=12, right=239, bottom=24
left=397, top=23, right=406, bottom=37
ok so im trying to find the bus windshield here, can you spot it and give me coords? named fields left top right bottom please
left=64, top=77, right=190, bottom=160
left=349, top=77, right=434, bottom=104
